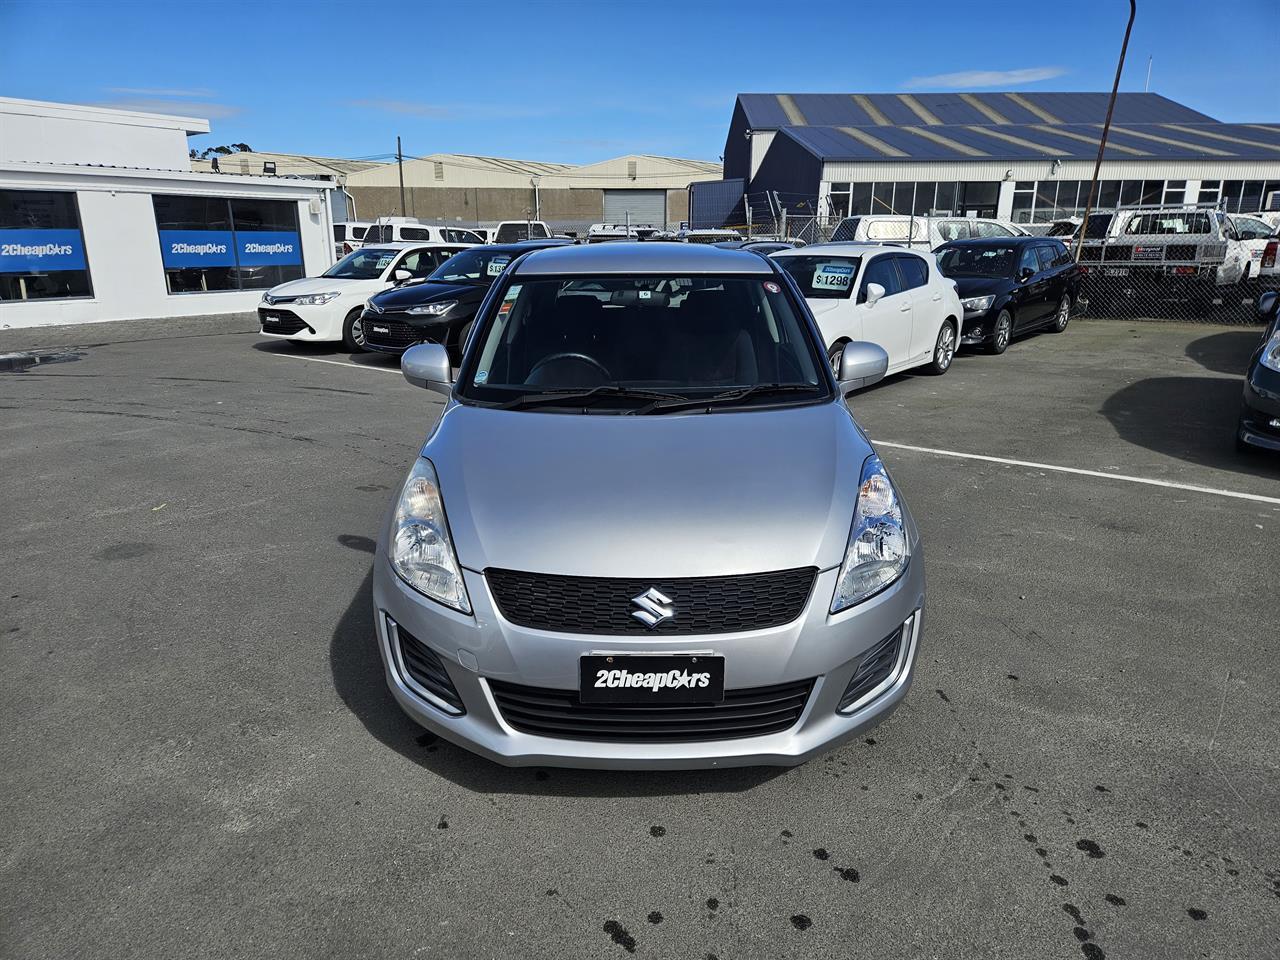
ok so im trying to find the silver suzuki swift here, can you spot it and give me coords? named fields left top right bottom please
left=372, top=242, right=924, bottom=769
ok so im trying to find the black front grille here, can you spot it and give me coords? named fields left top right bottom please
left=489, top=677, right=813, bottom=742
left=364, top=316, right=425, bottom=351
left=485, top=566, right=817, bottom=635
left=259, top=309, right=308, bottom=335
left=838, top=625, right=905, bottom=712
left=393, top=623, right=465, bottom=713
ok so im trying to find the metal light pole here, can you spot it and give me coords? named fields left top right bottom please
left=396, top=136, right=407, bottom=217
left=1075, top=0, right=1137, bottom=262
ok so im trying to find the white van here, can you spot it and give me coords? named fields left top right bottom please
left=360, top=217, right=487, bottom=246
left=829, top=215, right=1028, bottom=250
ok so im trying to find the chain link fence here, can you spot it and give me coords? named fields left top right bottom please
left=735, top=203, right=1277, bottom=325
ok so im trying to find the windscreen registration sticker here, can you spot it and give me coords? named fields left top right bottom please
left=762, top=281, right=781, bottom=294
left=486, top=256, right=511, bottom=277
left=375, top=256, right=394, bottom=270
left=812, top=262, right=853, bottom=291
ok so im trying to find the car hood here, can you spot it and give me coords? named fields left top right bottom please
left=266, top=275, right=379, bottom=298
left=424, top=400, right=871, bottom=578
left=372, top=280, right=482, bottom=309
left=947, top=276, right=1013, bottom=299
left=804, top=298, right=850, bottom=319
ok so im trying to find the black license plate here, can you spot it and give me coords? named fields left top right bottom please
left=579, top=655, right=725, bottom=704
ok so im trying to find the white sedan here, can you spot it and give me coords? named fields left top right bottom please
left=773, top=243, right=963, bottom=380
left=258, top=242, right=472, bottom=350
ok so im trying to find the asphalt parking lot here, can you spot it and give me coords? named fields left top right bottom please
left=2, top=314, right=1278, bottom=960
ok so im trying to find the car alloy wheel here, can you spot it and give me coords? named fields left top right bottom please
left=990, top=311, right=1012, bottom=354
left=1051, top=297, right=1070, bottom=332
left=827, top=342, right=844, bottom=377
left=342, top=309, right=366, bottom=352
left=931, top=323, right=955, bottom=374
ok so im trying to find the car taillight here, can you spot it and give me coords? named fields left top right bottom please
left=1264, top=241, right=1278, bottom=269
left=1173, top=266, right=1196, bottom=275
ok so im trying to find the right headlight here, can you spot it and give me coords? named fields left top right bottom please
left=961, top=295, right=994, bottom=313
left=390, top=458, right=471, bottom=614
left=407, top=300, right=457, bottom=317
left=831, top=455, right=909, bottom=613
left=1260, top=332, right=1280, bottom=373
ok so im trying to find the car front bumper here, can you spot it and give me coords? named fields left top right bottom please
left=369, top=551, right=926, bottom=769
left=258, top=302, right=346, bottom=341
left=1239, top=364, right=1280, bottom=451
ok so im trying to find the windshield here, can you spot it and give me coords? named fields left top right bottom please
left=937, top=246, right=1016, bottom=278
left=495, top=222, right=550, bottom=243
left=428, top=248, right=516, bottom=284
left=1124, top=212, right=1212, bottom=235
left=323, top=247, right=398, bottom=280
left=776, top=256, right=862, bottom=300
left=457, top=275, right=829, bottom=412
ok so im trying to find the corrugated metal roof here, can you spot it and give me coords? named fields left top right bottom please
left=776, top=122, right=1280, bottom=162
left=736, top=92, right=1220, bottom=131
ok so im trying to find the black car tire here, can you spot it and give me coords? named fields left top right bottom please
left=927, top=322, right=956, bottom=375
left=1049, top=296, right=1071, bottom=333
left=451, top=319, right=475, bottom=365
left=341, top=308, right=366, bottom=352
left=988, top=310, right=1013, bottom=354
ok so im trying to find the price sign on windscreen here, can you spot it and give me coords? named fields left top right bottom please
left=812, top=262, right=853, bottom=292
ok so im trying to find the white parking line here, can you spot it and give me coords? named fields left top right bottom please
left=873, top=440, right=1280, bottom=507
left=269, top=353, right=401, bottom=375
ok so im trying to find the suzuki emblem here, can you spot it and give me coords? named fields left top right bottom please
left=630, top=587, right=674, bottom=629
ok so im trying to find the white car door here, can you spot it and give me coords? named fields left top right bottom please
left=856, top=254, right=912, bottom=370
left=1230, top=216, right=1276, bottom=279
left=893, top=253, right=943, bottom=362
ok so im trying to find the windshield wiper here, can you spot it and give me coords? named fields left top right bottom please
left=632, top=383, right=818, bottom=415
left=494, top=385, right=688, bottom=411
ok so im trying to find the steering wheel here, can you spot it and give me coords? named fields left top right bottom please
left=527, top=352, right=611, bottom=385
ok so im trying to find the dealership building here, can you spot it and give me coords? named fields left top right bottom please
left=0, top=97, right=339, bottom=328
left=693, top=91, right=1280, bottom=228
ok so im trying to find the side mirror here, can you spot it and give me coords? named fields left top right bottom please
left=393, top=268, right=413, bottom=283
left=1017, top=267, right=1035, bottom=282
left=401, top=343, right=452, bottom=396
left=837, top=340, right=890, bottom=393
left=863, top=282, right=886, bottom=306
left=1257, top=290, right=1278, bottom=320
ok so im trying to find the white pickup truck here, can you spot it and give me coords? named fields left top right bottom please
left=1058, top=206, right=1251, bottom=310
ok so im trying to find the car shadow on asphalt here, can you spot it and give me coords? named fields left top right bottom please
left=1184, top=329, right=1264, bottom=376
left=1101, top=375, right=1279, bottom=479
left=329, top=565, right=786, bottom=796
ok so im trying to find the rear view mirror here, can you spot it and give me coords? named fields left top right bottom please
left=863, top=282, right=886, bottom=306
left=393, top=268, right=413, bottom=283
left=401, top=343, right=453, bottom=396
left=838, top=341, right=889, bottom=393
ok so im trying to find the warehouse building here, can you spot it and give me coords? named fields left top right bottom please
left=694, top=92, right=1280, bottom=228
left=344, top=153, right=722, bottom=228
left=1, top=97, right=338, bottom=328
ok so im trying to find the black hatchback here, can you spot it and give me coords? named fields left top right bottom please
left=363, top=241, right=566, bottom=362
left=934, top=237, right=1082, bottom=354
left=1238, top=290, right=1280, bottom=453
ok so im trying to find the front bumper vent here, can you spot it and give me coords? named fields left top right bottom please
left=364, top=316, right=426, bottom=351
left=837, top=622, right=908, bottom=713
left=489, top=677, right=813, bottom=743
left=388, top=618, right=465, bottom=714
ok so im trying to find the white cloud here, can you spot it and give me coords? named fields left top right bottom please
left=903, top=67, right=1067, bottom=89
left=345, top=99, right=555, bottom=120
left=96, top=99, right=241, bottom=119
left=105, top=86, right=218, bottom=98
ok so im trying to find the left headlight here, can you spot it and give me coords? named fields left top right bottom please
left=1260, top=332, right=1280, bottom=373
left=831, top=455, right=909, bottom=613
left=390, top=458, right=471, bottom=614
left=293, top=292, right=341, bottom=306
left=961, top=295, right=994, bottom=313
left=407, top=300, right=457, bottom=317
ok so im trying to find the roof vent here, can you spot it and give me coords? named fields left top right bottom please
left=434, top=161, right=444, bottom=181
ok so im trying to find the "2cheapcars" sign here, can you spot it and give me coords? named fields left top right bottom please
left=0, top=229, right=87, bottom=273
left=159, top=230, right=302, bottom=269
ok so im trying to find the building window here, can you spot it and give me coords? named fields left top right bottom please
left=153, top=195, right=303, bottom=294
left=1197, top=180, right=1221, bottom=205
left=1163, top=180, right=1186, bottom=206
left=0, top=189, right=93, bottom=302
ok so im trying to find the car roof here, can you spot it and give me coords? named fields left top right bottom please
left=937, top=236, right=1056, bottom=247
left=512, top=241, right=776, bottom=275
left=772, top=242, right=927, bottom=258
left=363, top=241, right=472, bottom=251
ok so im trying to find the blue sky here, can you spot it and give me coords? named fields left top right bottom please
left=2, top=0, right=1277, bottom=164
